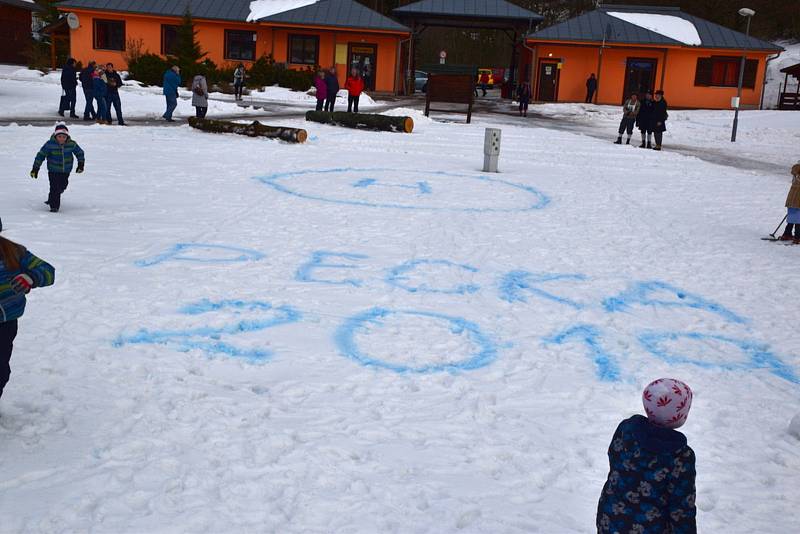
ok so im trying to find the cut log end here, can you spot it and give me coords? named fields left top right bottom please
left=403, top=117, right=414, bottom=133
left=296, top=129, right=308, bottom=143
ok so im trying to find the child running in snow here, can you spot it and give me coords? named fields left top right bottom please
left=0, top=234, right=55, bottom=401
left=31, top=123, right=85, bottom=213
left=597, top=378, right=696, bottom=534
left=779, top=161, right=800, bottom=243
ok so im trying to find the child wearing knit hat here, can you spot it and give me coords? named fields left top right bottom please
left=30, top=123, right=85, bottom=213
left=597, top=379, right=697, bottom=533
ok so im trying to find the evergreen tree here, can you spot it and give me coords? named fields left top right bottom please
left=34, top=0, right=61, bottom=24
left=169, top=8, right=207, bottom=76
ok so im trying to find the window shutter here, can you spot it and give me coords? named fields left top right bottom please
left=695, top=58, right=712, bottom=86
left=743, top=59, right=758, bottom=89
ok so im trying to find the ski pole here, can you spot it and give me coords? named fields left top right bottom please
left=769, top=214, right=788, bottom=239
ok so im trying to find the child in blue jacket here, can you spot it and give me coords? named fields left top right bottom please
left=31, top=124, right=85, bottom=213
left=597, top=378, right=696, bottom=534
left=0, top=234, right=55, bottom=401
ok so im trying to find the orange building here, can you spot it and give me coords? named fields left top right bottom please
left=56, top=0, right=410, bottom=93
left=525, top=5, right=783, bottom=109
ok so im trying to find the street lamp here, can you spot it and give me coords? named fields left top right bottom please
left=731, top=7, right=755, bottom=142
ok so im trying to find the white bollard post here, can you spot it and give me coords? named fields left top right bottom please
left=483, top=128, right=501, bottom=173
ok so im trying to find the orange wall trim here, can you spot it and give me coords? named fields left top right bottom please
left=62, top=9, right=407, bottom=93
left=526, top=40, right=772, bottom=109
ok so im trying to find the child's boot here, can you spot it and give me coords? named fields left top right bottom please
left=614, top=136, right=622, bottom=144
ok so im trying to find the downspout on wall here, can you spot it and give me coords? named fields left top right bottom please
left=760, top=50, right=783, bottom=110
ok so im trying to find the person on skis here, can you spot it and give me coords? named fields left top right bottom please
left=0, top=233, right=55, bottom=402
left=31, top=124, right=85, bottom=213
left=637, top=91, right=655, bottom=149
left=597, top=378, right=696, bottom=534
left=614, top=92, right=640, bottom=145
left=779, top=161, right=800, bottom=243
left=652, top=90, right=669, bottom=151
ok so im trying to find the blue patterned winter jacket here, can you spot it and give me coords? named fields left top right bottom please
left=33, top=135, right=85, bottom=174
left=0, top=249, right=55, bottom=323
left=597, top=415, right=696, bottom=534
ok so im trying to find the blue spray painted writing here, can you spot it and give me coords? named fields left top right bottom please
left=386, top=259, right=480, bottom=295
left=136, top=243, right=265, bottom=268
left=499, top=270, right=588, bottom=309
left=295, top=251, right=369, bottom=287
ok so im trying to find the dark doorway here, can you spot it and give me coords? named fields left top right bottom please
left=349, top=44, right=377, bottom=91
left=536, top=60, right=559, bottom=101
left=623, top=58, right=657, bottom=102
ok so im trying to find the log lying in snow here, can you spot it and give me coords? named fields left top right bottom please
left=188, top=117, right=308, bottom=143
left=304, top=111, right=414, bottom=133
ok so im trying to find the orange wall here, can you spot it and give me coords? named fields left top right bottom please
left=65, top=9, right=402, bottom=93
left=527, top=41, right=770, bottom=109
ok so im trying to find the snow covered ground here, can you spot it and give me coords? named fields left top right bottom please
left=1, top=80, right=799, bottom=532
left=764, top=40, right=800, bottom=110
left=0, top=65, right=380, bottom=120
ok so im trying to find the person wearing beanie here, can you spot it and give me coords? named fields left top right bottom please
left=0, top=234, right=55, bottom=403
left=779, top=162, right=800, bottom=243
left=597, top=378, right=697, bottom=533
left=30, top=124, right=85, bottom=213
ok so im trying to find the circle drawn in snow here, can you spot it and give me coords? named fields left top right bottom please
left=335, top=308, right=498, bottom=373
left=255, top=167, right=549, bottom=212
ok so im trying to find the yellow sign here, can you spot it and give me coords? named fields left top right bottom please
left=335, top=44, right=347, bottom=64
left=351, top=46, right=374, bottom=54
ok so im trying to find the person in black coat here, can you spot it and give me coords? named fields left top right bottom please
left=585, top=73, right=597, bottom=103
left=324, top=67, right=339, bottom=112
left=58, top=58, right=79, bottom=118
left=104, top=63, right=125, bottom=126
left=79, top=61, right=97, bottom=120
left=636, top=91, right=655, bottom=149
left=652, top=90, right=668, bottom=151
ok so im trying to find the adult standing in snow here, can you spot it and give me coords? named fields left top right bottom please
left=162, top=65, right=181, bottom=122
left=614, top=93, right=640, bottom=145
left=324, top=67, right=339, bottom=112
left=104, top=63, right=125, bottom=126
left=779, top=162, right=800, bottom=243
left=0, top=235, right=55, bottom=402
left=58, top=58, right=78, bottom=118
left=191, top=73, right=209, bottom=118
left=597, top=378, right=696, bottom=534
left=585, top=73, right=597, bottom=103
left=637, top=91, right=655, bottom=149
left=344, top=68, right=364, bottom=113
left=479, top=71, right=490, bottom=97
left=233, top=63, right=246, bottom=101
left=314, top=70, right=327, bottom=112
left=79, top=60, right=96, bottom=121
left=652, top=90, right=668, bottom=151
left=517, top=81, right=531, bottom=117
left=30, top=124, right=85, bottom=213
left=92, top=65, right=110, bottom=125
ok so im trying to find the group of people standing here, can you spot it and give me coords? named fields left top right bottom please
left=314, top=67, right=366, bottom=114
left=163, top=62, right=247, bottom=121
left=614, top=90, right=669, bottom=150
left=59, top=58, right=125, bottom=126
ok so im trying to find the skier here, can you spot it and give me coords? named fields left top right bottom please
left=162, top=65, right=181, bottom=122
left=79, top=60, right=96, bottom=121
left=517, top=81, right=532, bottom=117
left=58, top=58, right=78, bottom=118
left=344, top=68, right=364, bottom=113
left=637, top=91, right=655, bottom=149
left=324, top=67, right=339, bottom=112
left=597, top=378, right=696, bottom=534
left=614, top=93, right=640, bottom=145
left=779, top=161, right=800, bottom=243
left=191, top=73, right=209, bottom=118
left=314, top=70, right=327, bottom=112
left=652, top=90, right=668, bottom=151
left=233, top=63, right=246, bottom=101
left=0, top=234, right=55, bottom=402
left=585, top=73, right=597, bottom=103
left=30, top=124, right=85, bottom=213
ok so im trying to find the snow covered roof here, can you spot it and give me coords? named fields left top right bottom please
left=256, top=0, right=409, bottom=33
left=57, top=0, right=253, bottom=22
left=247, top=0, right=318, bottom=22
left=394, top=0, right=543, bottom=23
left=527, top=5, right=782, bottom=52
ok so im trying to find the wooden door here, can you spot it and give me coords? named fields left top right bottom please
left=623, top=58, right=657, bottom=102
left=536, top=60, right=559, bottom=101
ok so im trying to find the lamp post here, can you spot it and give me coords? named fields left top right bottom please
left=731, top=7, right=755, bottom=142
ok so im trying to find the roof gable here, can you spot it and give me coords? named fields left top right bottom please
left=394, top=0, right=543, bottom=22
left=258, top=0, right=409, bottom=32
left=527, top=4, right=781, bottom=51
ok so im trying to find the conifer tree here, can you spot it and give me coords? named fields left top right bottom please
left=170, top=8, right=207, bottom=77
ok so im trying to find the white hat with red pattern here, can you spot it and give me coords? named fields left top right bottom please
left=642, top=378, right=693, bottom=429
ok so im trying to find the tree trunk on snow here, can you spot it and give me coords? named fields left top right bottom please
left=304, top=111, right=414, bottom=133
left=188, top=117, right=308, bottom=143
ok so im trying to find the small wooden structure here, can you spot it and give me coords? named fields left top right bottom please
left=778, top=63, right=800, bottom=110
left=0, top=0, right=42, bottom=65
left=423, top=65, right=476, bottom=123
left=39, top=16, right=71, bottom=70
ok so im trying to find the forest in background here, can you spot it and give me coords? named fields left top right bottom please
left=357, top=0, right=799, bottom=68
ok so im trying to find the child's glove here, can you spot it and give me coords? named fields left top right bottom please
left=10, top=274, right=34, bottom=295
left=30, top=169, right=38, bottom=179
left=76, top=162, right=85, bottom=173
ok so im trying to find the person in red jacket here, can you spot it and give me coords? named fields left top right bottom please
left=344, top=68, right=365, bottom=113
